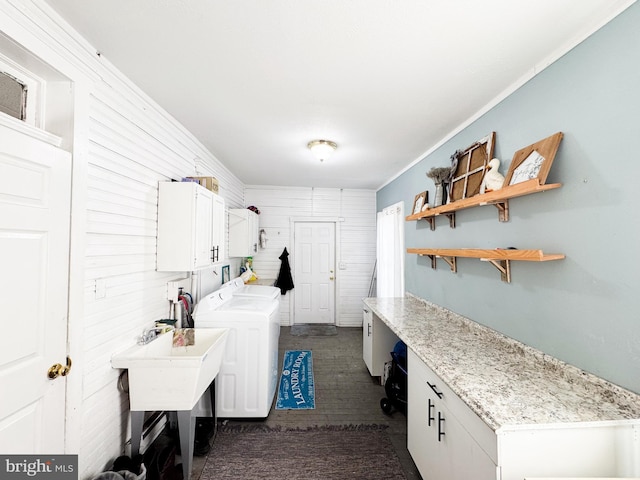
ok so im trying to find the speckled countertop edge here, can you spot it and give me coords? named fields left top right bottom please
left=363, top=294, right=640, bottom=431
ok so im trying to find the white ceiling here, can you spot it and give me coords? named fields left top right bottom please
left=45, top=0, right=631, bottom=190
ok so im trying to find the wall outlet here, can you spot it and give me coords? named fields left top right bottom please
left=339, top=262, right=347, bottom=270
left=167, top=277, right=190, bottom=302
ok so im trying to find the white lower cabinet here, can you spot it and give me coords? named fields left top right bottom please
left=408, top=348, right=497, bottom=480
left=362, top=307, right=399, bottom=377
left=408, top=348, right=640, bottom=480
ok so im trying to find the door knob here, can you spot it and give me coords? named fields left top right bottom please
left=48, top=356, right=72, bottom=379
left=329, top=276, right=334, bottom=280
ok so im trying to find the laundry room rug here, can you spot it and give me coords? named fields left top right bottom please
left=200, top=425, right=406, bottom=480
left=290, top=324, right=337, bottom=336
left=275, top=350, right=315, bottom=410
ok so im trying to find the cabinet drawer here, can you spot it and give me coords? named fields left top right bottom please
left=408, top=348, right=498, bottom=463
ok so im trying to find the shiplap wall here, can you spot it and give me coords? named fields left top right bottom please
left=2, top=2, right=376, bottom=477
left=0, top=2, right=245, bottom=477
left=245, top=186, right=377, bottom=327
left=81, top=85, right=244, bottom=477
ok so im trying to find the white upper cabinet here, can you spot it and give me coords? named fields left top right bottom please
left=157, top=181, right=223, bottom=271
left=228, top=208, right=259, bottom=257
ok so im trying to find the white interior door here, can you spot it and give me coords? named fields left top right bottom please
left=0, top=125, right=71, bottom=453
left=293, top=222, right=335, bottom=324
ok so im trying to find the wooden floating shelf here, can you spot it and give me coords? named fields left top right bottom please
left=407, top=248, right=565, bottom=283
left=405, top=179, right=562, bottom=229
left=407, top=248, right=565, bottom=262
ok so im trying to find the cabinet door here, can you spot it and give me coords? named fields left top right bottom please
left=229, top=209, right=258, bottom=257
left=363, top=308, right=373, bottom=373
left=211, top=193, right=225, bottom=262
left=439, top=401, right=498, bottom=480
left=363, top=309, right=399, bottom=377
left=193, top=187, right=214, bottom=269
left=157, top=182, right=214, bottom=271
left=408, top=349, right=498, bottom=480
left=408, top=350, right=445, bottom=478
left=248, top=210, right=259, bottom=254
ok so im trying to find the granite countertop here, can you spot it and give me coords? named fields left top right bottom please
left=363, top=295, right=640, bottom=432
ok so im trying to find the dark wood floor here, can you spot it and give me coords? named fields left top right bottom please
left=191, top=326, right=421, bottom=479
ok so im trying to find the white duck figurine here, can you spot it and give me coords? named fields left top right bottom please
left=480, top=158, right=505, bottom=194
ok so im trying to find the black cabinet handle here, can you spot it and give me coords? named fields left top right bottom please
left=367, top=323, right=372, bottom=337
left=438, top=412, right=445, bottom=441
left=427, top=381, right=443, bottom=399
left=428, top=398, right=434, bottom=426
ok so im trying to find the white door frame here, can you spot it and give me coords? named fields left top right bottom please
left=289, top=217, right=342, bottom=326
left=64, top=83, right=90, bottom=456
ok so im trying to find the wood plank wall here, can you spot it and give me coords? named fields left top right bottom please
left=79, top=80, right=246, bottom=474
left=1, top=2, right=376, bottom=477
left=245, top=186, right=377, bottom=327
left=0, top=2, right=245, bottom=475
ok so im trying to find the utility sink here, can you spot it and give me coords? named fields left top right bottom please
left=111, top=328, right=229, bottom=411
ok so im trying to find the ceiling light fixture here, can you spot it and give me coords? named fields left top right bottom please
left=307, top=139, right=337, bottom=162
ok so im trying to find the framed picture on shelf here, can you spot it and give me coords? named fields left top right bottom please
left=448, top=132, right=495, bottom=202
left=504, top=132, right=564, bottom=187
left=412, top=191, right=428, bottom=214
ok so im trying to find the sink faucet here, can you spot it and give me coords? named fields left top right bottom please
left=137, top=325, right=175, bottom=345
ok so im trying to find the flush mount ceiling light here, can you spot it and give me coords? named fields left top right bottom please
left=307, top=139, right=337, bottom=162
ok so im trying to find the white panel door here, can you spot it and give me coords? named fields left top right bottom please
left=0, top=126, right=71, bottom=453
left=293, top=222, right=335, bottom=324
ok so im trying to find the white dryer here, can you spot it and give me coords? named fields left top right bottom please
left=225, top=277, right=280, bottom=301
left=193, top=285, right=280, bottom=418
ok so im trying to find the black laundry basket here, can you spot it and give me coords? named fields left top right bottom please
left=380, top=341, right=407, bottom=415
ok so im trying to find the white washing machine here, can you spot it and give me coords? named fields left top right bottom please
left=193, top=285, right=280, bottom=418
left=225, top=277, right=280, bottom=301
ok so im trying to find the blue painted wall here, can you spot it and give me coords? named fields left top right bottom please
left=377, top=3, right=640, bottom=393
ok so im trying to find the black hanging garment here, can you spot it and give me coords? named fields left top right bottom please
left=274, top=247, right=294, bottom=294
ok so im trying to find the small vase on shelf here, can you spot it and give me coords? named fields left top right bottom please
left=426, top=166, right=453, bottom=208
left=434, top=184, right=444, bottom=207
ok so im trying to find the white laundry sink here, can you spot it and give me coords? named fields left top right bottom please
left=111, top=328, right=229, bottom=411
